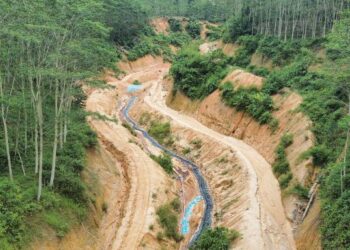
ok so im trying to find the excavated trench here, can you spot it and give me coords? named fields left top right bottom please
left=122, top=96, right=213, bottom=246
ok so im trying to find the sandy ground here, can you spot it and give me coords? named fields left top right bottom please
left=85, top=79, right=178, bottom=250
left=145, top=72, right=295, bottom=250
left=113, top=56, right=296, bottom=250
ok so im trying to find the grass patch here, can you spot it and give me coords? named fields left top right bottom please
left=88, top=112, right=118, bottom=124
left=132, top=80, right=142, bottom=85
left=190, top=139, right=203, bottom=149
left=288, top=183, right=309, bottom=200
left=148, top=121, right=174, bottom=146
left=220, top=82, right=277, bottom=127
left=150, top=153, right=174, bottom=174
left=273, top=134, right=294, bottom=189
left=156, top=200, right=183, bottom=242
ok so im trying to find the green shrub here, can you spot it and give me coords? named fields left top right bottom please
left=280, top=133, right=294, bottom=148
left=322, top=163, right=349, bottom=200
left=278, top=173, right=293, bottom=189
left=170, top=198, right=181, bottom=212
left=127, top=34, right=175, bottom=61
left=148, top=121, right=173, bottom=146
left=308, top=145, right=331, bottom=167
left=156, top=232, right=164, bottom=241
left=206, top=24, right=224, bottom=41
left=132, top=80, right=142, bottom=85
left=272, top=134, right=294, bottom=188
left=182, top=147, right=191, bottom=155
left=186, top=20, right=201, bottom=39
left=150, top=153, right=174, bottom=174
left=191, top=227, right=239, bottom=250
left=237, top=35, right=259, bottom=54
left=223, top=14, right=251, bottom=42
left=220, top=84, right=274, bottom=125
left=273, top=160, right=290, bottom=177
left=230, top=36, right=259, bottom=68
left=190, top=139, right=203, bottom=149
left=168, top=18, right=182, bottom=32
left=262, top=57, right=310, bottom=95
left=156, top=204, right=183, bottom=242
left=102, top=202, right=108, bottom=213
left=231, top=48, right=251, bottom=67
left=171, top=46, right=229, bottom=99
left=0, top=180, right=26, bottom=243
left=247, top=65, right=270, bottom=77
left=257, top=37, right=302, bottom=66
left=43, top=211, right=70, bottom=238
left=289, top=184, right=309, bottom=200
left=321, top=190, right=350, bottom=249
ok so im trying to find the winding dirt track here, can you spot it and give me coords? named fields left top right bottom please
left=117, top=57, right=295, bottom=249
left=86, top=55, right=296, bottom=249
left=86, top=86, right=174, bottom=250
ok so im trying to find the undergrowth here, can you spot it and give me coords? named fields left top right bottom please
left=156, top=200, right=183, bottom=242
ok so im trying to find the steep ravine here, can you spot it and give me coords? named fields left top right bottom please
left=115, top=55, right=296, bottom=249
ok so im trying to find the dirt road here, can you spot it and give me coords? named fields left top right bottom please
left=86, top=86, right=176, bottom=250
left=115, top=56, right=295, bottom=249
left=85, top=54, right=296, bottom=249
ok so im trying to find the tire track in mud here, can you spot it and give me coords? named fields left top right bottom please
left=121, top=96, right=213, bottom=246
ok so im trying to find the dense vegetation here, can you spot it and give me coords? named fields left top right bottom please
left=168, top=2, right=350, bottom=247
left=135, top=0, right=245, bottom=21
left=127, top=32, right=191, bottom=61
left=170, top=46, right=229, bottom=99
left=150, top=153, right=174, bottom=174
left=220, top=82, right=276, bottom=127
left=272, top=134, right=294, bottom=189
left=190, top=227, right=239, bottom=250
left=223, top=0, right=349, bottom=41
left=148, top=121, right=175, bottom=146
left=0, top=0, right=146, bottom=247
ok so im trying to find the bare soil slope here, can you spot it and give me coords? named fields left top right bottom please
left=117, top=56, right=297, bottom=249
left=167, top=69, right=317, bottom=228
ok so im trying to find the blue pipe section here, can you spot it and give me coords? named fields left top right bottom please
left=181, top=196, right=203, bottom=235
left=121, top=96, right=213, bottom=246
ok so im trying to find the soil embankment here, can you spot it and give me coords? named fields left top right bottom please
left=117, top=55, right=296, bottom=249
left=167, top=76, right=316, bottom=219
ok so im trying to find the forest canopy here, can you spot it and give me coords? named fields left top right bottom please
left=0, top=0, right=146, bottom=247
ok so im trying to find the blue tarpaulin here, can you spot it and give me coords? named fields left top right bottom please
left=127, top=84, right=143, bottom=93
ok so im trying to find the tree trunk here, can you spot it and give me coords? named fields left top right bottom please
left=0, top=77, right=13, bottom=181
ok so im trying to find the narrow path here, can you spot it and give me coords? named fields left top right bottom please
left=122, top=97, right=213, bottom=246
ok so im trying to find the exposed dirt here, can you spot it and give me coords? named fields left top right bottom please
left=85, top=81, right=179, bottom=250
left=168, top=83, right=317, bottom=222
left=222, top=69, right=265, bottom=89
left=30, top=144, right=127, bottom=250
left=250, top=53, right=274, bottom=70
left=116, top=56, right=297, bottom=249
left=295, top=196, right=321, bottom=250
left=150, top=17, right=170, bottom=34
left=131, top=106, right=253, bottom=249
left=199, top=40, right=239, bottom=56
left=37, top=53, right=316, bottom=249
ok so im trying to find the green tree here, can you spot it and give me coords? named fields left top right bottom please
left=191, top=227, right=239, bottom=250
